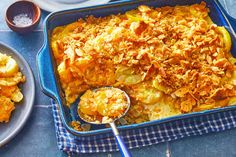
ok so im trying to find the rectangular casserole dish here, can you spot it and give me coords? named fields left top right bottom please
left=37, top=0, right=236, bottom=139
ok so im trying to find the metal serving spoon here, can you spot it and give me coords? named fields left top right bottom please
left=78, top=87, right=132, bottom=157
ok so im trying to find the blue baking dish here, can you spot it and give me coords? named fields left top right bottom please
left=37, top=0, right=236, bottom=139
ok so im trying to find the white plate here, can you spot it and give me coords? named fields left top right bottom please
left=31, top=0, right=111, bottom=12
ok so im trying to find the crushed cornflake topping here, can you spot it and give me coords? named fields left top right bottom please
left=52, top=2, right=236, bottom=125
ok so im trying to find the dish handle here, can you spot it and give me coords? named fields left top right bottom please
left=37, top=43, right=59, bottom=100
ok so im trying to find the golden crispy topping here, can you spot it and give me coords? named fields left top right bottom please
left=51, top=2, right=236, bottom=125
left=0, top=52, right=25, bottom=123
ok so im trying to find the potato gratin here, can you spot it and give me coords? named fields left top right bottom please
left=79, top=87, right=129, bottom=124
left=0, top=53, right=25, bottom=123
left=51, top=2, right=236, bottom=124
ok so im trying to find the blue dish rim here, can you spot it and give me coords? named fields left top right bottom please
left=37, top=0, right=236, bottom=137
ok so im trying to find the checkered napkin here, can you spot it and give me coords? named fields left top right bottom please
left=51, top=100, right=236, bottom=154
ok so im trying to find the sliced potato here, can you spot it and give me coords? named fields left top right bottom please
left=217, top=26, right=232, bottom=52
left=205, top=16, right=213, bottom=24
left=11, top=88, right=23, bottom=103
left=229, top=97, right=236, bottom=106
left=79, top=90, right=98, bottom=116
left=0, top=72, right=25, bottom=86
left=129, top=82, right=162, bottom=104
left=126, top=10, right=143, bottom=22
left=0, top=54, right=19, bottom=77
left=152, top=79, right=167, bottom=93
left=57, top=61, right=72, bottom=83
left=115, top=65, right=142, bottom=85
left=147, top=98, right=181, bottom=121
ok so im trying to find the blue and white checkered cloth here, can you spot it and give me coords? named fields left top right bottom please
left=51, top=100, right=236, bottom=154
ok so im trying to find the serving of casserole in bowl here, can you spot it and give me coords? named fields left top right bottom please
left=37, top=0, right=236, bottom=139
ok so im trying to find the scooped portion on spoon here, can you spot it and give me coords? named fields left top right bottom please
left=78, top=87, right=130, bottom=124
left=78, top=87, right=132, bottom=157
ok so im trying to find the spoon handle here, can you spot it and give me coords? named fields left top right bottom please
left=110, top=122, right=132, bottom=157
